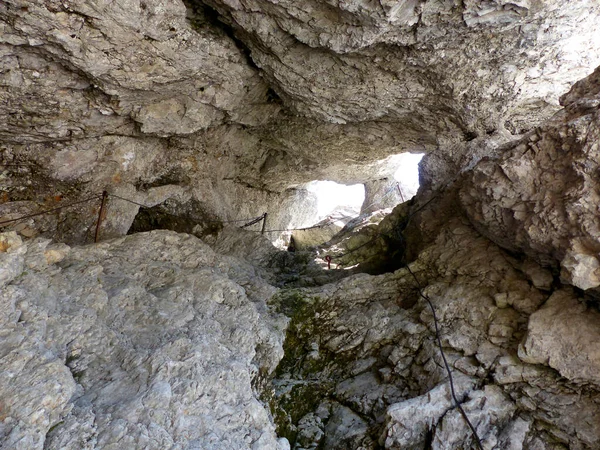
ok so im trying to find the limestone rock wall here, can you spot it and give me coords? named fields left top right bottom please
left=461, top=66, right=600, bottom=290
left=3, top=0, right=600, bottom=245
left=263, top=63, right=600, bottom=448
left=2, top=0, right=600, bottom=449
left=0, top=0, right=278, bottom=141
left=0, top=230, right=288, bottom=449
left=4, top=200, right=600, bottom=448
left=271, top=218, right=600, bottom=449
left=205, top=0, right=600, bottom=135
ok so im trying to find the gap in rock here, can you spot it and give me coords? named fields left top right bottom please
left=391, top=153, right=424, bottom=202
left=127, top=199, right=222, bottom=238
left=360, top=152, right=424, bottom=215
left=301, top=152, right=424, bottom=228
left=288, top=153, right=424, bottom=255
left=306, top=180, right=365, bottom=224
left=182, top=0, right=263, bottom=74
left=283, top=181, right=364, bottom=252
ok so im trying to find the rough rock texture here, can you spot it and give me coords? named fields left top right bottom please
left=309, top=201, right=411, bottom=275
left=361, top=178, right=405, bottom=215
left=271, top=216, right=600, bottom=449
left=6, top=198, right=600, bottom=448
left=0, top=132, right=324, bottom=244
left=205, top=0, right=600, bottom=133
left=0, top=0, right=278, bottom=141
left=2, top=0, right=600, bottom=244
left=290, top=211, right=355, bottom=251
left=519, top=289, right=600, bottom=385
left=250, top=67, right=600, bottom=447
left=461, top=66, right=600, bottom=290
left=0, top=230, right=288, bottom=449
left=3, top=0, right=600, bottom=449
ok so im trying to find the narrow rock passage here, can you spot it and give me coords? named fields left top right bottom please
left=2, top=0, right=600, bottom=448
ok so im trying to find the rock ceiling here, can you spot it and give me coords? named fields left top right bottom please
left=1, top=0, right=600, bottom=242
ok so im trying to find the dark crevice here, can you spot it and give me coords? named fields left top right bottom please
left=464, top=130, right=478, bottom=141
left=182, top=1, right=285, bottom=107
left=266, top=87, right=281, bottom=104
left=65, top=352, right=85, bottom=384
left=221, top=177, right=281, bottom=195
left=127, top=199, right=223, bottom=238
left=424, top=427, right=434, bottom=449
left=182, top=0, right=261, bottom=72
left=134, top=170, right=190, bottom=192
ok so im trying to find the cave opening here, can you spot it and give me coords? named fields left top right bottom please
left=301, top=152, right=424, bottom=229
left=287, top=153, right=424, bottom=254
left=127, top=198, right=223, bottom=239
left=305, top=180, right=365, bottom=223
left=392, top=153, right=424, bottom=201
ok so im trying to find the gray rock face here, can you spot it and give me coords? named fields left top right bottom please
left=381, top=373, right=477, bottom=449
left=0, top=0, right=278, bottom=142
left=271, top=215, right=600, bottom=449
left=3, top=0, right=600, bottom=449
left=5, top=208, right=600, bottom=449
left=361, top=178, right=405, bottom=215
left=0, top=230, right=288, bottom=449
left=207, top=0, right=600, bottom=134
left=2, top=0, right=600, bottom=246
left=519, top=289, right=600, bottom=385
left=461, top=65, right=600, bottom=290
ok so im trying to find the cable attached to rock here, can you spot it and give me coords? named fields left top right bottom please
left=0, top=195, right=102, bottom=227
left=360, top=182, right=403, bottom=213
left=256, top=217, right=336, bottom=234
left=241, top=214, right=266, bottom=228
left=0, top=192, right=266, bottom=235
left=322, top=186, right=449, bottom=264
left=405, top=264, right=484, bottom=450
left=108, top=193, right=265, bottom=225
